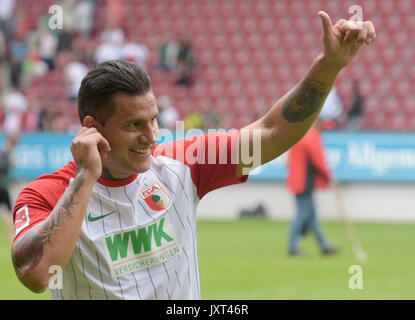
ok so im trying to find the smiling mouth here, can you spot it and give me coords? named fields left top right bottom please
left=129, top=147, right=152, bottom=155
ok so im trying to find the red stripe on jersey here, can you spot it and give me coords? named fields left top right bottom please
left=97, top=173, right=139, bottom=187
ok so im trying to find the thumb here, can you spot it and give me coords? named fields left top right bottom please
left=318, top=11, right=333, bottom=39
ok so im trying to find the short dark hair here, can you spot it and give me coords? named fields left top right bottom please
left=78, top=59, right=152, bottom=124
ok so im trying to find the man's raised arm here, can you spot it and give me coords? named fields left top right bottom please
left=236, top=11, right=375, bottom=176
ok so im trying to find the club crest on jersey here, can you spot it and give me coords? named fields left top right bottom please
left=140, top=182, right=171, bottom=212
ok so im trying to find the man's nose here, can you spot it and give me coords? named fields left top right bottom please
left=140, top=121, right=157, bottom=145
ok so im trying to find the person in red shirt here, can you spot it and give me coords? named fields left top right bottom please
left=286, top=119, right=339, bottom=256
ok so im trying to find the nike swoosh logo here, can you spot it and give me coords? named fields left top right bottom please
left=87, top=210, right=116, bottom=222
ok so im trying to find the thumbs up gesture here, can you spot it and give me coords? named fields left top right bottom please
left=318, top=11, right=376, bottom=70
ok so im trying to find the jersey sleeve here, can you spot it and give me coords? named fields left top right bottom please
left=153, top=130, right=248, bottom=199
left=12, top=161, right=76, bottom=245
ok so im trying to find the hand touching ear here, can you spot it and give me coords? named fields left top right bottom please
left=70, top=127, right=111, bottom=179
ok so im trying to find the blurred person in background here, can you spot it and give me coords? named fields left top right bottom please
left=157, top=33, right=179, bottom=72
left=0, top=28, right=6, bottom=66
left=64, top=53, right=88, bottom=102
left=0, top=0, right=16, bottom=42
left=100, top=20, right=124, bottom=45
left=8, top=31, right=27, bottom=88
left=346, top=80, right=364, bottom=130
left=58, top=0, right=76, bottom=33
left=21, top=43, right=49, bottom=81
left=38, top=28, right=58, bottom=71
left=39, top=102, right=64, bottom=131
left=319, top=85, right=345, bottom=129
left=21, top=100, right=41, bottom=132
left=184, top=109, right=204, bottom=130
left=6, top=5, right=29, bottom=86
left=2, top=88, right=27, bottom=134
left=73, top=0, right=95, bottom=39
left=286, top=118, right=339, bottom=257
left=157, top=94, right=179, bottom=130
left=121, top=33, right=150, bottom=71
left=94, top=21, right=124, bottom=64
left=175, top=34, right=196, bottom=86
left=199, top=98, right=223, bottom=130
left=56, top=28, right=72, bottom=53
left=0, top=132, right=18, bottom=242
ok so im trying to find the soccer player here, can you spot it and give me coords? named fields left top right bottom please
left=11, top=12, right=375, bottom=299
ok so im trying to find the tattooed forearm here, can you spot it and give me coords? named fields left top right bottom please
left=282, top=78, right=330, bottom=123
left=11, top=228, right=43, bottom=276
left=12, top=171, right=85, bottom=277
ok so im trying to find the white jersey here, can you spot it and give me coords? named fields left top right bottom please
left=12, top=131, right=247, bottom=300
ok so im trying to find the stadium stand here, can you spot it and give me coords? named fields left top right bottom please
left=1, top=0, right=414, bottom=131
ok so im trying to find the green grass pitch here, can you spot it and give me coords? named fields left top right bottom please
left=0, top=218, right=414, bottom=300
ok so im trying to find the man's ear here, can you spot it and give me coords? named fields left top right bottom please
left=83, top=116, right=102, bottom=130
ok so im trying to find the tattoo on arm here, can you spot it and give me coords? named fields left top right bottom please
left=282, top=79, right=330, bottom=123
left=12, top=171, right=85, bottom=277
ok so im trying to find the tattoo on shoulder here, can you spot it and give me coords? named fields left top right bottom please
left=12, top=171, right=85, bottom=276
left=282, top=78, right=329, bottom=123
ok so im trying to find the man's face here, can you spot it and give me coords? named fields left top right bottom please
left=97, top=91, right=159, bottom=179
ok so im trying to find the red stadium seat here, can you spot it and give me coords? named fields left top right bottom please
left=403, top=95, right=415, bottom=113
left=19, top=0, right=414, bottom=131
left=210, top=84, right=228, bottom=101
